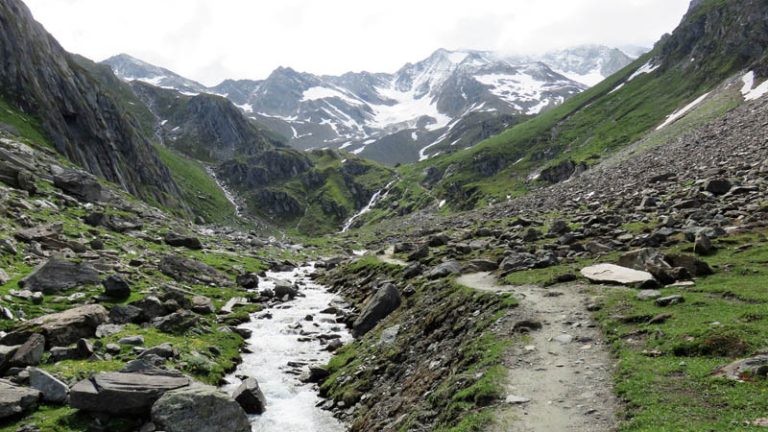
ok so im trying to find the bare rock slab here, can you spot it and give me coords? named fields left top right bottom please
left=581, top=264, right=655, bottom=286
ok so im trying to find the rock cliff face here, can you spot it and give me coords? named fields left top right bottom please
left=0, top=0, right=182, bottom=207
left=130, top=83, right=284, bottom=162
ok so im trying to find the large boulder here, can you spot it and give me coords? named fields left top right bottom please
left=352, top=284, right=402, bottom=337
left=9, top=333, right=45, bottom=366
left=1, top=304, right=108, bottom=347
left=0, top=379, right=40, bottom=419
left=232, top=377, right=267, bottom=414
left=152, top=311, right=200, bottom=334
left=19, top=258, right=100, bottom=294
left=151, top=384, right=251, bottom=432
left=102, top=274, right=131, bottom=299
left=159, top=255, right=232, bottom=286
left=53, top=169, right=108, bottom=202
left=29, top=367, right=69, bottom=404
left=70, top=372, right=191, bottom=415
left=164, top=232, right=203, bottom=250
left=426, top=261, right=462, bottom=280
left=580, top=264, right=655, bottom=287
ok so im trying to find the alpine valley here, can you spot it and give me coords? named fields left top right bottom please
left=0, top=0, right=767, bottom=432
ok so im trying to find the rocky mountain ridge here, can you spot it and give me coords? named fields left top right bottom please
left=104, top=46, right=635, bottom=165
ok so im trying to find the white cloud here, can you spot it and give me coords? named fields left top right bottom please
left=23, top=0, right=691, bottom=86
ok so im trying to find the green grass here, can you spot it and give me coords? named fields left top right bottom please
left=154, top=144, right=236, bottom=225
left=0, top=96, right=51, bottom=146
left=595, top=231, right=768, bottom=431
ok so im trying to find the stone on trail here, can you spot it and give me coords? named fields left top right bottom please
left=151, top=384, right=250, bottom=432
left=580, top=264, right=655, bottom=286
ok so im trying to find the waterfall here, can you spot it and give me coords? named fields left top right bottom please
left=341, top=180, right=395, bottom=232
left=205, top=166, right=243, bottom=218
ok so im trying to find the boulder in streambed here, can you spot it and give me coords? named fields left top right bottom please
left=232, top=377, right=267, bottom=414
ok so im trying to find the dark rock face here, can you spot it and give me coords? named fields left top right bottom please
left=0, top=0, right=182, bottom=207
left=1, top=304, right=108, bottom=347
left=236, top=272, right=259, bottom=289
left=352, top=284, right=402, bottom=337
left=151, top=384, right=251, bottom=432
left=540, top=160, right=587, bottom=184
left=232, top=377, right=267, bottom=415
left=19, top=258, right=100, bottom=294
left=69, top=372, right=190, bottom=415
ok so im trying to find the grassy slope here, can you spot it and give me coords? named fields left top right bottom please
left=154, top=144, right=237, bottom=225
left=596, top=232, right=768, bottom=431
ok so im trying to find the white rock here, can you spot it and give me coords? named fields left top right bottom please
left=580, top=264, right=654, bottom=286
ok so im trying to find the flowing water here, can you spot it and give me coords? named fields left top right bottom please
left=223, top=264, right=352, bottom=432
left=341, top=180, right=396, bottom=232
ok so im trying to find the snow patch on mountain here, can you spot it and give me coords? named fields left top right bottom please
left=302, top=86, right=364, bottom=106
left=628, top=61, right=660, bottom=81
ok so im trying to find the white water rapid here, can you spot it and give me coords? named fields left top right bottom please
left=223, top=264, right=352, bottom=432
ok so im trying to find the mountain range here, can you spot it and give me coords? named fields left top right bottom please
left=104, top=46, right=637, bottom=165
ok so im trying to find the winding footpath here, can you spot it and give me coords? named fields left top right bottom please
left=456, top=272, right=619, bottom=432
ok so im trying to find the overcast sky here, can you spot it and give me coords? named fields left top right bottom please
left=24, top=0, right=691, bottom=86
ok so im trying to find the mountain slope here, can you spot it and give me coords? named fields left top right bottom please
left=0, top=0, right=185, bottom=209
left=364, top=0, right=768, bottom=218
left=103, top=47, right=635, bottom=165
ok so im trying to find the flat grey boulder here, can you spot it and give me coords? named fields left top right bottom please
left=580, top=264, right=655, bottom=286
left=29, top=367, right=69, bottom=404
left=151, top=384, right=250, bottom=432
left=0, top=379, right=40, bottom=419
left=352, top=283, right=401, bottom=337
left=1, top=304, right=108, bottom=347
left=20, top=258, right=100, bottom=294
left=70, top=372, right=191, bottom=415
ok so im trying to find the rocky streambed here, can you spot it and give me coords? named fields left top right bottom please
left=223, top=263, right=353, bottom=432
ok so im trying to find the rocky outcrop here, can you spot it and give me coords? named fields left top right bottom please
left=70, top=372, right=191, bottom=415
left=0, top=0, right=183, bottom=207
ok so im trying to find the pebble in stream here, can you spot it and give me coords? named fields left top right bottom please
left=223, top=264, right=352, bottom=432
